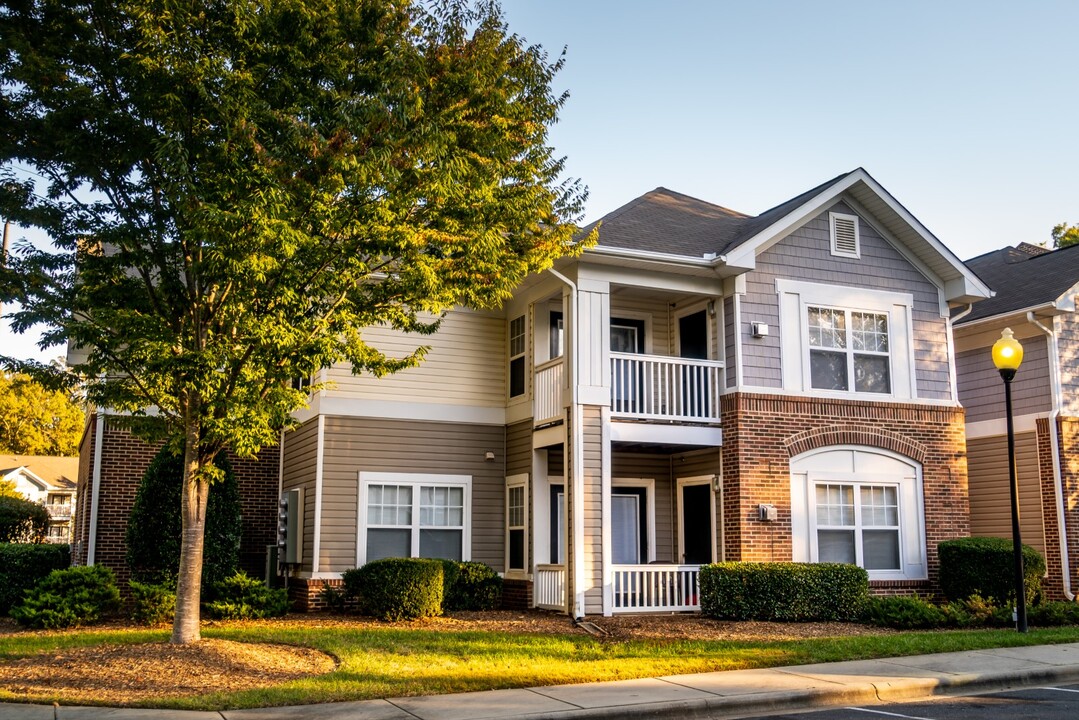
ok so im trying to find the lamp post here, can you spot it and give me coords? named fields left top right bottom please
left=991, top=327, right=1027, bottom=633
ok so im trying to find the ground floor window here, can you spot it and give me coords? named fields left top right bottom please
left=506, top=474, right=528, bottom=573
left=358, top=472, right=471, bottom=564
left=790, top=446, right=925, bottom=581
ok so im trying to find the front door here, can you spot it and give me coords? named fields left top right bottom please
left=678, top=310, right=709, bottom=417
left=680, top=482, right=713, bottom=564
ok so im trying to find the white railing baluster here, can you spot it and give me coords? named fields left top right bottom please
left=535, top=564, right=566, bottom=610
left=607, top=564, right=702, bottom=613
left=609, top=353, right=722, bottom=422
left=533, top=359, right=564, bottom=426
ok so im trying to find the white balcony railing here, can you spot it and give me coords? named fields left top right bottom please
left=610, top=353, right=723, bottom=422
left=535, top=564, right=566, bottom=610
left=533, top=359, right=564, bottom=426
left=47, top=505, right=72, bottom=519
left=611, top=564, right=701, bottom=613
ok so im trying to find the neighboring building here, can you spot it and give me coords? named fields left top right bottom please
left=0, top=454, right=79, bottom=542
left=271, top=167, right=989, bottom=614
left=953, top=242, right=1079, bottom=601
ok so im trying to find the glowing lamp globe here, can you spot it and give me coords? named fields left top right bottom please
left=991, top=328, right=1024, bottom=372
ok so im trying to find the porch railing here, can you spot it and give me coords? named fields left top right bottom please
left=610, top=353, right=723, bottom=422
left=611, top=564, right=701, bottom=613
left=533, top=358, right=564, bottom=426
left=46, top=504, right=72, bottom=519
left=535, top=564, right=566, bottom=610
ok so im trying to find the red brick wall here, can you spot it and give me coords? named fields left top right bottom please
left=501, top=578, right=533, bottom=610
left=720, top=393, right=969, bottom=593
left=72, top=416, right=279, bottom=588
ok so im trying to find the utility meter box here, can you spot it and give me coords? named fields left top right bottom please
left=278, top=488, right=304, bottom=565
left=758, top=503, right=778, bottom=522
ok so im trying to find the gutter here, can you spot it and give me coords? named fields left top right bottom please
left=947, top=304, right=974, bottom=404
left=954, top=302, right=1057, bottom=329
left=1027, top=311, right=1074, bottom=601
left=547, top=267, right=586, bottom=619
left=586, top=244, right=727, bottom=269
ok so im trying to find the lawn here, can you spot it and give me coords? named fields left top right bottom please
left=2, top=617, right=1079, bottom=710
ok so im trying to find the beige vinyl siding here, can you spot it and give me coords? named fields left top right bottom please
left=612, top=453, right=674, bottom=563
left=506, top=420, right=532, bottom=477
left=967, top=432, right=1046, bottom=555
left=581, top=406, right=604, bottom=614
left=319, top=417, right=506, bottom=572
left=744, top=202, right=952, bottom=399
left=957, top=339, right=1052, bottom=423
left=281, top=419, right=320, bottom=573
left=324, top=308, right=505, bottom=406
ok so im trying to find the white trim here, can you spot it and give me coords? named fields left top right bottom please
left=672, top=300, right=715, bottom=361
left=675, top=475, right=719, bottom=564
left=964, top=412, right=1044, bottom=438
left=505, top=473, right=529, bottom=576
left=609, top=422, right=722, bottom=446
left=733, top=385, right=959, bottom=408
left=532, top=423, right=564, bottom=449
left=733, top=292, right=744, bottom=388
left=300, top=396, right=507, bottom=426
left=312, top=415, right=325, bottom=573
left=609, top=309, right=653, bottom=355
left=356, top=472, right=473, bottom=566
left=829, top=212, right=861, bottom=259
left=611, top=477, right=656, bottom=563
left=532, top=448, right=551, bottom=576
left=87, top=413, right=105, bottom=566
left=954, top=302, right=1060, bottom=330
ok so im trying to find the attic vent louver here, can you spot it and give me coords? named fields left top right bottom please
left=829, top=212, right=860, bottom=258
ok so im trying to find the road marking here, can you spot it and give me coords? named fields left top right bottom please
left=1040, top=686, right=1079, bottom=694
left=844, top=708, right=938, bottom=720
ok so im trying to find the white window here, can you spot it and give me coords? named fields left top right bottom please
left=807, top=306, right=891, bottom=394
left=509, top=315, right=526, bottom=398
left=777, top=279, right=914, bottom=399
left=506, top=474, right=528, bottom=573
left=358, top=473, right=471, bottom=565
left=829, top=212, right=860, bottom=258
left=790, top=447, right=925, bottom=581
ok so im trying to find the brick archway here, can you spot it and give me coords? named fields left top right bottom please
left=783, top=424, right=927, bottom=464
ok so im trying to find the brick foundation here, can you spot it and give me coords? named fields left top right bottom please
left=501, top=578, right=533, bottom=610
left=72, top=414, right=279, bottom=588
left=1036, top=416, right=1079, bottom=601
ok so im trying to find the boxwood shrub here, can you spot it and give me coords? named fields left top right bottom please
left=863, top=595, right=948, bottom=629
left=445, top=561, right=502, bottom=611
left=344, top=558, right=444, bottom=620
left=938, top=537, right=1045, bottom=606
left=203, top=571, right=289, bottom=620
left=0, top=543, right=70, bottom=614
left=700, top=562, right=869, bottom=621
left=129, top=580, right=177, bottom=625
left=10, top=565, right=121, bottom=629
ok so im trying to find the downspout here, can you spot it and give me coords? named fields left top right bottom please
left=548, top=267, right=585, bottom=619
left=948, top=304, right=973, bottom=404
left=1028, top=311, right=1074, bottom=601
left=87, top=413, right=104, bottom=566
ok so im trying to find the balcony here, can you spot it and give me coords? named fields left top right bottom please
left=533, top=358, right=564, bottom=426
left=610, top=353, right=723, bottom=422
left=46, top=504, right=72, bottom=520
left=612, top=564, right=701, bottom=613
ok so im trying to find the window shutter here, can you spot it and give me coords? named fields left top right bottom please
left=830, top=213, right=859, bottom=258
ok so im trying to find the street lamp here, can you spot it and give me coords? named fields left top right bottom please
left=991, top=327, right=1027, bottom=633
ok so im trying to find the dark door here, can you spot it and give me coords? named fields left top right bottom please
left=681, top=483, right=713, bottom=564
left=678, top=310, right=709, bottom=416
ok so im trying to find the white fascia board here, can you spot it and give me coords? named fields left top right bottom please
left=585, top=244, right=725, bottom=269
left=953, top=302, right=1059, bottom=331
left=609, top=421, right=722, bottom=447
left=576, top=262, right=725, bottom=296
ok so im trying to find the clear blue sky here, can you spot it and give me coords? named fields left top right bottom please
left=3, top=0, right=1077, bottom=363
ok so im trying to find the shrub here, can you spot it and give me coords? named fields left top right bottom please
left=0, top=543, right=70, bottom=614
left=446, top=561, right=502, bottom=611
left=129, top=581, right=176, bottom=625
left=699, top=562, right=869, bottom=621
left=863, top=595, right=948, bottom=629
left=203, top=571, right=289, bottom=620
left=1029, top=601, right=1079, bottom=627
left=345, top=558, right=443, bottom=621
left=938, top=537, right=1045, bottom=607
left=437, top=559, right=461, bottom=605
left=941, top=594, right=1004, bottom=628
left=10, top=565, right=121, bottom=629
left=126, top=446, right=242, bottom=590
left=0, top=495, right=49, bottom=543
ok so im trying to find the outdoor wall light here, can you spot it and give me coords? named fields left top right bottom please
left=991, top=327, right=1027, bottom=633
left=484, top=451, right=495, bottom=461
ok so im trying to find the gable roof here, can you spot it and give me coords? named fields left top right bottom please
left=585, top=169, right=992, bottom=304
left=0, top=455, right=78, bottom=490
left=957, top=243, right=1079, bottom=324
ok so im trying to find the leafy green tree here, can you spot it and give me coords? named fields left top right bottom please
left=0, top=0, right=589, bottom=643
left=0, top=373, right=84, bottom=456
left=127, top=446, right=242, bottom=591
left=0, top=479, right=22, bottom=499
left=0, top=494, right=49, bottom=543
left=1051, top=223, right=1079, bottom=249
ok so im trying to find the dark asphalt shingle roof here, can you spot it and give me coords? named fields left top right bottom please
left=958, top=243, right=1079, bottom=324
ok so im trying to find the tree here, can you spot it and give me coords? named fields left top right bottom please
left=0, top=494, right=49, bottom=543
left=0, top=373, right=84, bottom=455
left=1051, top=223, right=1079, bottom=249
left=0, top=0, right=590, bottom=643
left=127, top=446, right=242, bottom=590
left=0, top=478, right=24, bottom=499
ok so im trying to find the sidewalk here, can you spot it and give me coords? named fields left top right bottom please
left=5, top=642, right=1079, bottom=720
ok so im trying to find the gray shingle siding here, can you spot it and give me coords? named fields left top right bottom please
left=957, top=338, right=1052, bottom=423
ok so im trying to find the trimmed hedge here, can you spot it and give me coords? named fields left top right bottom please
left=10, top=565, right=121, bottom=629
left=203, top=571, right=289, bottom=620
left=938, top=537, right=1045, bottom=606
left=445, top=561, right=502, bottom=611
left=0, top=543, right=70, bottom=614
left=700, top=562, right=869, bottom=621
left=129, top=581, right=176, bottom=625
left=863, top=595, right=947, bottom=629
left=344, top=558, right=443, bottom=621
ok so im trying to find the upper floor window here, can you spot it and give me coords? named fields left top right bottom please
left=509, top=315, right=526, bottom=397
left=807, top=307, right=890, bottom=394
left=829, top=212, right=860, bottom=258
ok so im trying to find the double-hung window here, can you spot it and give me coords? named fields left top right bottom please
left=360, top=473, right=470, bottom=564
left=807, top=306, right=891, bottom=394
left=814, top=482, right=901, bottom=571
left=509, top=315, right=526, bottom=398
left=506, top=474, right=528, bottom=573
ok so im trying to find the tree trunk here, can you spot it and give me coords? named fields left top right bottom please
left=171, top=411, right=209, bottom=644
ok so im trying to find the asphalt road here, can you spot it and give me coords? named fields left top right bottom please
left=748, top=683, right=1079, bottom=720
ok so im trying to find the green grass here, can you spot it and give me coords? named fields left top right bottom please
left=3, top=621, right=1079, bottom=711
